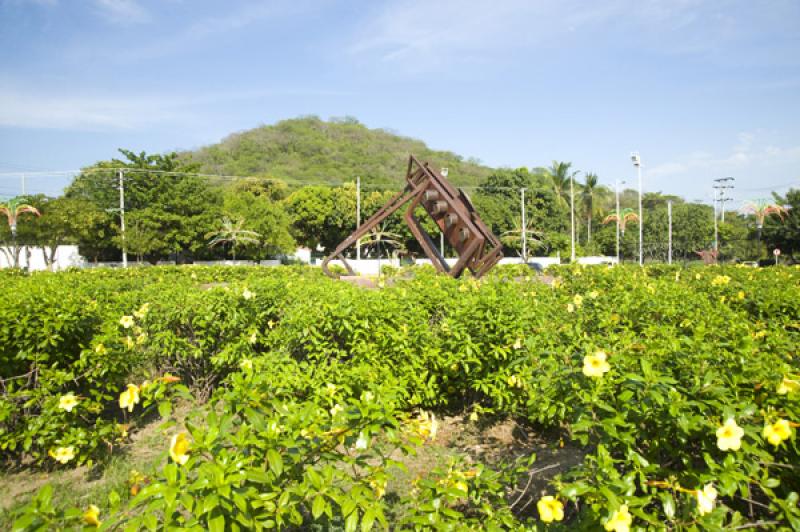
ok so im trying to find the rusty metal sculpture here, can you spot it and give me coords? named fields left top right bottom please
left=322, top=155, right=503, bottom=279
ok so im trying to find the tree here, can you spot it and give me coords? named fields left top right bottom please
left=23, top=196, right=108, bottom=268
left=223, top=190, right=295, bottom=259
left=602, top=208, right=639, bottom=235
left=743, top=199, right=788, bottom=247
left=0, top=197, right=41, bottom=268
left=763, top=189, right=799, bottom=260
left=206, top=217, right=261, bottom=261
left=66, top=149, right=221, bottom=262
left=583, top=172, right=599, bottom=244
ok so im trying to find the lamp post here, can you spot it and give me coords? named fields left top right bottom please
left=521, top=187, right=526, bottom=262
left=630, top=152, right=643, bottom=266
left=570, top=172, right=577, bottom=263
left=615, top=179, right=625, bottom=264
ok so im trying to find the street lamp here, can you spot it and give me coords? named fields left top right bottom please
left=630, top=152, right=643, bottom=266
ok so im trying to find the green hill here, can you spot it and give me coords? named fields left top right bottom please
left=184, top=116, right=492, bottom=187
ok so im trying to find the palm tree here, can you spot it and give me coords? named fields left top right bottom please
left=0, top=197, right=40, bottom=239
left=742, top=199, right=788, bottom=243
left=359, top=223, right=404, bottom=275
left=206, top=217, right=261, bottom=261
left=603, top=208, right=639, bottom=235
left=546, top=161, right=578, bottom=209
left=583, top=173, right=599, bottom=243
left=501, top=221, right=544, bottom=261
left=0, top=198, right=41, bottom=268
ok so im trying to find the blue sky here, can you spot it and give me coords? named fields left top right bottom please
left=0, top=0, right=798, bottom=203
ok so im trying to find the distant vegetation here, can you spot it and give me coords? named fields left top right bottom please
left=183, top=116, right=492, bottom=187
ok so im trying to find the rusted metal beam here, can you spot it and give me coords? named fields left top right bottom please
left=321, top=155, right=503, bottom=279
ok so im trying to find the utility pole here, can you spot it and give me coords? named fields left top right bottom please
left=521, top=187, right=527, bottom=262
left=713, top=177, right=735, bottom=223
left=570, top=176, right=576, bottom=263
left=712, top=177, right=734, bottom=258
left=631, top=152, right=643, bottom=266
left=356, top=176, right=361, bottom=261
left=713, top=187, right=719, bottom=252
left=118, top=170, right=127, bottom=268
left=667, top=200, right=673, bottom=265
left=615, top=179, right=625, bottom=265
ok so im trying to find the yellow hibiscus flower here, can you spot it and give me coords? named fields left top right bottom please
left=604, top=504, right=633, bottom=532
left=49, top=446, right=75, bottom=464
left=777, top=376, right=800, bottom=395
left=695, top=483, right=717, bottom=515
left=83, top=504, right=101, bottom=527
left=58, top=392, right=79, bottom=412
left=583, top=351, right=611, bottom=378
left=119, top=315, right=135, bottom=328
left=119, top=384, right=141, bottom=412
left=716, top=418, right=744, bottom=451
left=537, top=496, right=564, bottom=523
left=169, top=432, right=191, bottom=465
left=763, top=419, right=792, bottom=446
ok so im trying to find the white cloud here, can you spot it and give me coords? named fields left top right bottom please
left=0, top=84, right=352, bottom=131
left=347, top=0, right=800, bottom=72
left=647, top=131, right=800, bottom=199
left=93, top=0, right=149, bottom=24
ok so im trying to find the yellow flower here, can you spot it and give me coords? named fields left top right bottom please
left=583, top=351, right=611, bottom=378
left=567, top=303, right=575, bottom=313
left=49, top=446, right=75, bottom=464
left=369, top=477, right=387, bottom=499
left=124, top=335, right=135, bottom=349
left=239, top=358, right=253, bottom=371
left=716, top=418, right=744, bottom=451
left=737, top=291, right=745, bottom=300
left=330, top=403, right=344, bottom=416
left=777, top=376, right=800, bottom=395
left=248, top=331, right=258, bottom=344
left=83, top=504, right=101, bottom=527
left=573, top=294, right=584, bottom=307
left=133, top=303, right=150, bottom=319
left=695, top=483, right=717, bottom=516
left=711, top=275, right=731, bottom=286
left=513, top=338, right=523, bottom=350
left=362, top=391, right=374, bottom=402
left=604, top=504, right=633, bottom=532
left=589, top=290, right=599, bottom=299
left=119, top=384, right=140, bottom=412
left=94, top=343, right=107, bottom=355
left=169, top=432, right=191, bottom=465
left=469, top=411, right=479, bottom=422
left=242, top=288, right=255, bottom=300
left=119, top=315, right=135, bottom=328
left=58, top=392, right=79, bottom=412
left=763, top=419, right=792, bottom=446
left=325, top=383, right=337, bottom=396
left=268, top=319, right=275, bottom=329
left=507, top=374, right=523, bottom=388
left=537, top=496, right=564, bottom=523
left=136, top=332, right=147, bottom=345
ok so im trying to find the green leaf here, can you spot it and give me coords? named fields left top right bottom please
left=267, top=449, right=283, bottom=476
left=312, top=495, right=326, bottom=519
left=208, top=513, right=225, bottom=532
left=345, top=510, right=359, bottom=532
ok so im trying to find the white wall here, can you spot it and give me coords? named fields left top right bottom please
left=0, top=245, right=83, bottom=270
